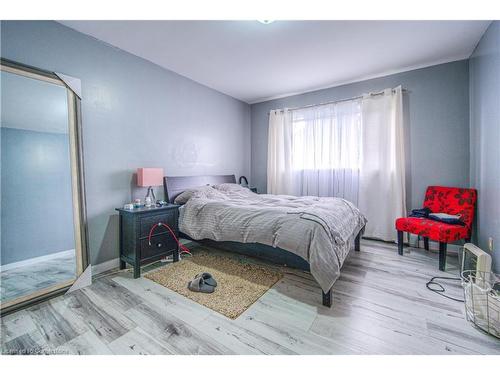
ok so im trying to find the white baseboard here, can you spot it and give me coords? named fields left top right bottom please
left=91, top=241, right=192, bottom=276
left=91, top=258, right=120, bottom=275
left=1, top=249, right=74, bottom=272
left=408, top=234, right=462, bottom=253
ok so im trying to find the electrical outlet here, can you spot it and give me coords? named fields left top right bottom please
left=488, top=237, right=494, bottom=252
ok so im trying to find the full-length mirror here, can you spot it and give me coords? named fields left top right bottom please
left=0, top=60, right=88, bottom=313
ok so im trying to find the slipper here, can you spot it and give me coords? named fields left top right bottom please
left=195, top=272, right=218, bottom=287
left=188, top=276, right=215, bottom=293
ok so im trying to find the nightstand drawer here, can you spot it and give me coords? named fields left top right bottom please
left=140, top=234, right=177, bottom=260
left=139, top=212, right=177, bottom=238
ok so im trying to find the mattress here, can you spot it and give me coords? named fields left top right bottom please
left=178, top=183, right=367, bottom=292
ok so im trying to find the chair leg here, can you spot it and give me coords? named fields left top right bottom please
left=397, top=231, right=404, bottom=255
left=423, top=237, right=429, bottom=251
left=439, top=242, right=447, bottom=271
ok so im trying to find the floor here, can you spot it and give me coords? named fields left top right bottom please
left=1, top=240, right=499, bottom=354
left=1, top=251, right=76, bottom=303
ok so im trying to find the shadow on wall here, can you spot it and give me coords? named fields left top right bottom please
left=94, top=213, right=120, bottom=266
left=87, top=169, right=129, bottom=265
left=89, top=170, right=168, bottom=266
left=129, top=172, right=138, bottom=202
left=403, top=93, right=412, bottom=212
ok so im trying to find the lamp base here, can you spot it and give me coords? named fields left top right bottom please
left=145, top=186, right=156, bottom=207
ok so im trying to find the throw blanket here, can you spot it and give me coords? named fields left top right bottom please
left=179, top=184, right=367, bottom=292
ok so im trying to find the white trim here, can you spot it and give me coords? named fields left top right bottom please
left=408, top=234, right=462, bottom=253
left=91, top=240, right=192, bottom=276
left=0, top=249, right=74, bottom=272
left=91, top=257, right=120, bottom=275
left=249, top=56, right=469, bottom=104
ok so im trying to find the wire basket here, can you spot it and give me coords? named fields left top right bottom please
left=461, top=270, right=500, bottom=338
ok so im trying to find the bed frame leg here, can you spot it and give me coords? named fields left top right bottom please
left=354, top=230, right=361, bottom=252
left=322, top=288, right=332, bottom=308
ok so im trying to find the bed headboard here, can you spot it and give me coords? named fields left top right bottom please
left=163, top=174, right=236, bottom=203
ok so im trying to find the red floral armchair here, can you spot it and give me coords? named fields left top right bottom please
left=395, top=186, right=477, bottom=270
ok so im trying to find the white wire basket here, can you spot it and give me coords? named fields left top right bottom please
left=461, top=270, right=500, bottom=338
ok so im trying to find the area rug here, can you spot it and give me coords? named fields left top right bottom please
left=144, top=249, right=283, bottom=319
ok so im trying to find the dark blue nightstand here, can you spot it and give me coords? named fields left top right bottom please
left=116, top=204, right=180, bottom=278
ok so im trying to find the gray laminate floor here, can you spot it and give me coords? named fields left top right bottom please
left=1, top=240, right=499, bottom=354
left=1, top=251, right=76, bottom=303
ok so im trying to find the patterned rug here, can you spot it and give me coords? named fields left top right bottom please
left=144, top=248, right=283, bottom=319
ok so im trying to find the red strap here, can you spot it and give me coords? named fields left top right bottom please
left=148, top=222, right=191, bottom=256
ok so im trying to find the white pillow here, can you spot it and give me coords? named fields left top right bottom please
left=173, top=185, right=214, bottom=204
left=214, top=183, right=248, bottom=192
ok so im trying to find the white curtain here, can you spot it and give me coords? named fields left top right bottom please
left=267, top=109, right=294, bottom=195
left=267, top=86, right=406, bottom=242
left=358, top=86, right=406, bottom=241
left=267, top=100, right=361, bottom=204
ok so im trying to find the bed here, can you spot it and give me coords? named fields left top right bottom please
left=163, top=174, right=366, bottom=307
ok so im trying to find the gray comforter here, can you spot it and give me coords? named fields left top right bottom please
left=178, top=184, right=367, bottom=292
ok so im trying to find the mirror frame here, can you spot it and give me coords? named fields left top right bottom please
left=0, top=58, right=89, bottom=315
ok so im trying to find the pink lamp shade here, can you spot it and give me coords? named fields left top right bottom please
left=137, top=168, right=164, bottom=187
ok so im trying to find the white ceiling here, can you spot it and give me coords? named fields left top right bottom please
left=59, top=20, right=490, bottom=104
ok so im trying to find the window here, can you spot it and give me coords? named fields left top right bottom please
left=290, top=100, right=362, bottom=172
left=268, top=86, right=406, bottom=241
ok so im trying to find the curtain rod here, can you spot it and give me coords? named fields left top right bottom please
left=268, top=88, right=408, bottom=114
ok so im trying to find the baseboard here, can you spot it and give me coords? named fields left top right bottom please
left=91, top=257, right=120, bottom=276
left=91, top=241, right=192, bottom=276
left=90, top=240, right=192, bottom=277
left=408, top=234, right=462, bottom=253
left=1, top=249, right=74, bottom=272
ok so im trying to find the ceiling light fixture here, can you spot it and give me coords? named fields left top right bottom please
left=258, top=20, right=275, bottom=25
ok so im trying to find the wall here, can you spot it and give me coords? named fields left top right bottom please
left=469, top=21, right=500, bottom=272
left=1, top=128, right=75, bottom=265
left=1, top=21, right=251, bottom=266
left=251, top=60, right=471, bottom=212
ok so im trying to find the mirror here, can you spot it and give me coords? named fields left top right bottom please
left=0, top=60, right=88, bottom=312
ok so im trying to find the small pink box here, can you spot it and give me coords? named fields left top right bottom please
left=137, top=168, right=164, bottom=187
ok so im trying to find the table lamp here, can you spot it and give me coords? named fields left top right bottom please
left=137, top=168, right=164, bottom=207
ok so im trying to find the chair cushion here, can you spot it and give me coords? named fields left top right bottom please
left=395, top=217, right=469, bottom=243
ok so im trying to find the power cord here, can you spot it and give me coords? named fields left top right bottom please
left=148, top=222, right=192, bottom=256
left=426, top=276, right=464, bottom=302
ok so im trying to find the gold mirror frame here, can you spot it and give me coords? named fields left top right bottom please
left=0, top=58, right=89, bottom=315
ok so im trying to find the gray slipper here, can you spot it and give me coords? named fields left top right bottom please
left=188, top=276, right=215, bottom=293
left=195, top=272, right=217, bottom=287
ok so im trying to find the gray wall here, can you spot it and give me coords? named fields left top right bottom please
left=469, top=21, right=500, bottom=272
left=1, top=128, right=75, bottom=265
left=1, top=21, right=251, bottom=265
left=250, top=60, right=471, bottom=212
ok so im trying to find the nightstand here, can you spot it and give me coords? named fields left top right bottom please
left=116, top=204, right=180, bottom=278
